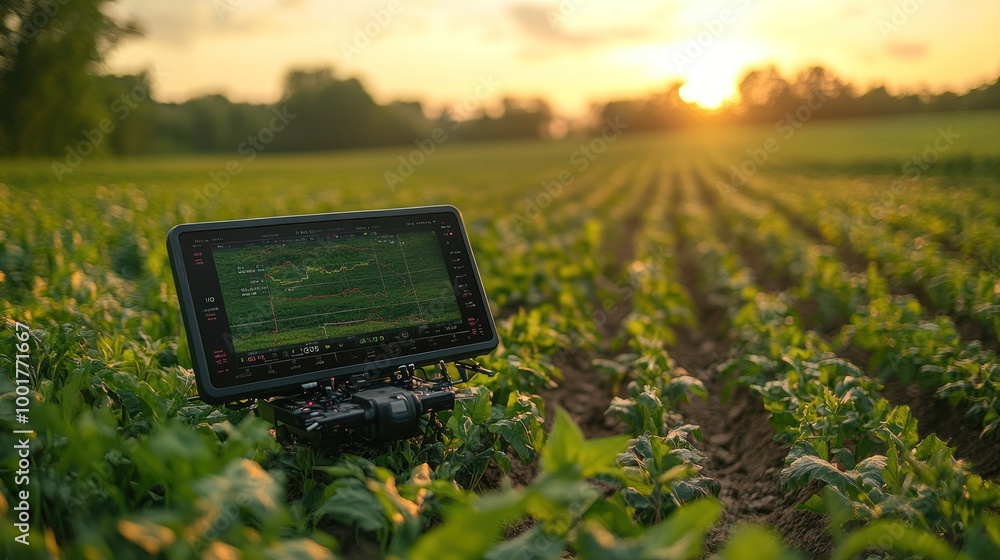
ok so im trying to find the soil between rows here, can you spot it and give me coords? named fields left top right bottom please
left=490, top=171, right=656, bottom=528
left=531, top=173, right=656, bottom=444
left=669, top=305, right=836, bottom=558
left=524, top=170, right=833, bottom=557
left=671, top=173, right=833, bottom=558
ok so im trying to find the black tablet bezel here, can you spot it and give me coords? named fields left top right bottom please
left=167, top=205, right=498, bottom=404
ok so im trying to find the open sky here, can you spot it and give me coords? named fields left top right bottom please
left=105, top=0, right=1000, bottom=118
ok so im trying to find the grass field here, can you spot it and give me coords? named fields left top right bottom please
left=2, top=111, right=1000, bottom=559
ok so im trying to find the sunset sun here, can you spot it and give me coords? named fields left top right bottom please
left=679, top=78, right=737, bottom=110
left=678, top=60, right=744, bottom=110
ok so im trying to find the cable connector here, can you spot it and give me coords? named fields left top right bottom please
left=453, top=360, right=495, bottom=382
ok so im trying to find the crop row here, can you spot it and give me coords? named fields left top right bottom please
left=742, top=169, right=1000, bottom=341
left=675, top=169, right=1000, bottom=557
left=706, top=168, right=1000, bottom=437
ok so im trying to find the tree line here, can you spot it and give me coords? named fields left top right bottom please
left=0, top=1, right=553, bottom=156
left=2, top=0, right=998, bottom=156
left=598, top=66, right=1000, bottom=134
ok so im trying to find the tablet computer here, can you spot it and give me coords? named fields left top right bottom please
left=167, top=205, right=497, bottom=404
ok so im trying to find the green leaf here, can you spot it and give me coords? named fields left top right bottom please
left=636, top=497, right=722, bottom=556
left=463, top=386, right=493, bottom=423
left=541, top=407, right=630, bottom=479
left=409, top=491, right=527, bottom=560
left=541, top=407, right=585, bottom=474
left=489, top=418, right=534, bottom=464
left=715, top=524, right=803, bottom=560
left=799, top=494, right=826, bottom=514
left=577, top=438, right=637, bottom=481
left=663, top=375, right=708, bottom=404
left=673, top=477, right=722, bottom=503
left=315, top=455, right=372, bottom=481
left=854, top=455, right=886, bottom=492
left=576, top=498, right=722, bottom=560
left=261, top=538, right=337, bottom=560
left=581, top=497, right=641, bottom=539
left=831, top=520, right=971, bottom=560
left=446, top=411, right=475, bottom=443
left=492, top=449, right=512, bottom=473
left=317, top=478, right=388, bottom=533
left=780, top=455, right=859, bottom=493
left=886, top=405, right=920, bottom=447
left=658, top=464, right=696, bottom=486
left=483, top=526, right=564, bottom=560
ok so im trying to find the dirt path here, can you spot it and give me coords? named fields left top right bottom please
left=673, top=170, right=833, bottom=558
left=501, top=169, right=658, bottom=490
left=540, top=169, right=658, bottom=436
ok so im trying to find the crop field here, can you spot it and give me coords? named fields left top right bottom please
left=2, top=111, right=1000, bottom=559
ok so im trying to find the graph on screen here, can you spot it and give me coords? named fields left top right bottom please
left=213, top=232, right=462, bottom=353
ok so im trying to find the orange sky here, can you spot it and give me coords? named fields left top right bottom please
left=105, top=0, right=1000, bottom=117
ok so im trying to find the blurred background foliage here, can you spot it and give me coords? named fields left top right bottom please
left=1, top=0, right=999, bottom=157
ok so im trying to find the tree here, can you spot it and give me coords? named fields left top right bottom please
left=737, top=67, right=791, bottom=108
left=453, top=97, right=553, bottom=141
left=0, top=0, right=138, bottom=154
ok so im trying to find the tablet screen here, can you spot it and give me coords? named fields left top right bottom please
left=167, top=206, right=497, bottom=403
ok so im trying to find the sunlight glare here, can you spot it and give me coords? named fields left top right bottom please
left=678, top=59, right=744, bottom=110
left=679, top=80, right=735, bottom=109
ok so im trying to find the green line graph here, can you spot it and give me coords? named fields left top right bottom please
left=213, top=232, right=462, bottom=353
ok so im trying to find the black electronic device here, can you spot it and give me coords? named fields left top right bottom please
left=166, top=205, right=498, bottom=446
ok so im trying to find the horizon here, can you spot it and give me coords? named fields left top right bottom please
left=105, top=0, right=1000, bottom=120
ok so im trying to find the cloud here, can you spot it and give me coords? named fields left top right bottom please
left=838, top=2, right=868, bottom=20
left=109, top=0, right=214, bottom=45
left=886, top=41, right=928, bottom=59
left=110, top=0, right=311, bottom=46
left=508, top=3, right=656, bottom=49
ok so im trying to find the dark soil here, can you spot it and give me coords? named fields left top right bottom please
left=675, top=172, right=834, bottom=559
left=488, top=174, right=655, bottom=519
left=669, top=297, right=834, bottom=559
left=536, top=172, right=656, bottom=441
